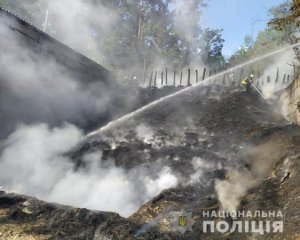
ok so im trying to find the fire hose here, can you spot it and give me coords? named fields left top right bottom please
left=251, top=82, right=267, bottom=100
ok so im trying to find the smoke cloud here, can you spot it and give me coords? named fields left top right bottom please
left=173, top=0, right=202, bottom=47
left=0, top=7, right=180, bottom=217
left=215, top=169, right=257, bottom=213
left=10, top=0, right=119, bottom=65
left=0, top=11, right=134, bottom=140
left=0, top=123, right=178, bottom=217
left=135, top=124, right=154, bottom=144
left=257, top=50, right=295, bottom=97
left=188, top=157, right=222, bottom=186
left=215, top=139, right=284, bottom=213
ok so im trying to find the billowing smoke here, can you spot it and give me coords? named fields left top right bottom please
left=173, top=0, right=202, bottom=47
left=0, top=12, right=137, bottom=140
left=0, top=8, right=179, bottom=217
left=8, top=0, right=119, bottom=64
left=257, top=50, right=295, bottom=97
left=135, top=124, right=154, bottom=144
left=187, top=157, right=222, bottom=186
left=0, top=123, right=178, bottom=217
left=215, top=139, right=284, bottom=213
left=215, top=169, right=257, bottom=213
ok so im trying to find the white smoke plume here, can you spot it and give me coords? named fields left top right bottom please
left=135, top=124, right=154, bottom=144
left=215, top=139, right=285, bottom=213
left=0, top=9, right=179, bottom=216
left=0, top=123, right=178, bottom=217
left=0, top=12, right=136, bottom=140
left=187, top=157, right=221, bottom=186
left=172, top=0, right=202, bottom=47
left=215, top=169, right=256, bottom=213
left=257, top=50, right=295, bottom=97
left=12, top=0, right=119, bottom=65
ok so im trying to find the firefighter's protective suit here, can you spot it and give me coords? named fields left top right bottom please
left=241, top=74, right=254, bottom=92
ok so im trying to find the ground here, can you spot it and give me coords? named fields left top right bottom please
left=0, top=85, right=300, bottom=239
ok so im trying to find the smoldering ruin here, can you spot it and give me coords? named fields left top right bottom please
left=1, top=2, right=300, bottom=240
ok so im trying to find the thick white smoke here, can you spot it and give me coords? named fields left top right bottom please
left=135, top=124, right=154, bottom=144
left=13, top=0, right=119, bottom=64
left=257, top=50, right=295, bottom=97
left=173, top=0, right=201, bottom=47
left=0, top=124, right=178, bottom=217
left=215, top=169, right=256, bottom=213
left=0, top=12, right=132, bottom=139
left=0, top=6, right=180, bottom=217
left=188, top=157, right=222, bottom=186
left=215, top=140, right=284, bottom=213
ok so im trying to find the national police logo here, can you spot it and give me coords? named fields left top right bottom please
left=178, top=215, right=188, bottom=227
left=169, top=209, right=195, bottom=234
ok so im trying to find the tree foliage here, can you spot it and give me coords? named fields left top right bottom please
left=269, top=0, right=300, bottom=75
left=200, top=28, right=225, bottom=70
left=269, top=1, right=300, bottom=62
left=269, top=0, right=300, bottom=30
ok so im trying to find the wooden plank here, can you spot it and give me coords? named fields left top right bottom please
left=149, top=71, right=153, bottom=88
left=202, top=68, right=206, bottom=81
left=173, top=70, right=176, bottom=86
left=187, top=68, right=191, bottom=86
left=165, top=68, right=168, bottom=85
left=275, top=67, right=279, bottom=83
left=180, top=71, right=183, bottom=85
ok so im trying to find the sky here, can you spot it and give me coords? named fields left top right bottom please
left=202, top=0, right=287, bottom=57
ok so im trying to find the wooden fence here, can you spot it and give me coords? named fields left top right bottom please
left=135, top=67, right=294, bottom=89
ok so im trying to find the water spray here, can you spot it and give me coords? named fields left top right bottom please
left=87, top=43, right=300, bottom=137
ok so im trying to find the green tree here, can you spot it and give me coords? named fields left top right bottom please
left=200, top=28, right=225, bottom=70
left=269, top=0, right=300, bottom=66
left=269, top=0, right=300, bottom=30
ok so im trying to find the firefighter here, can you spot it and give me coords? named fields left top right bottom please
left=240, top=74, right=254, bottom=92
